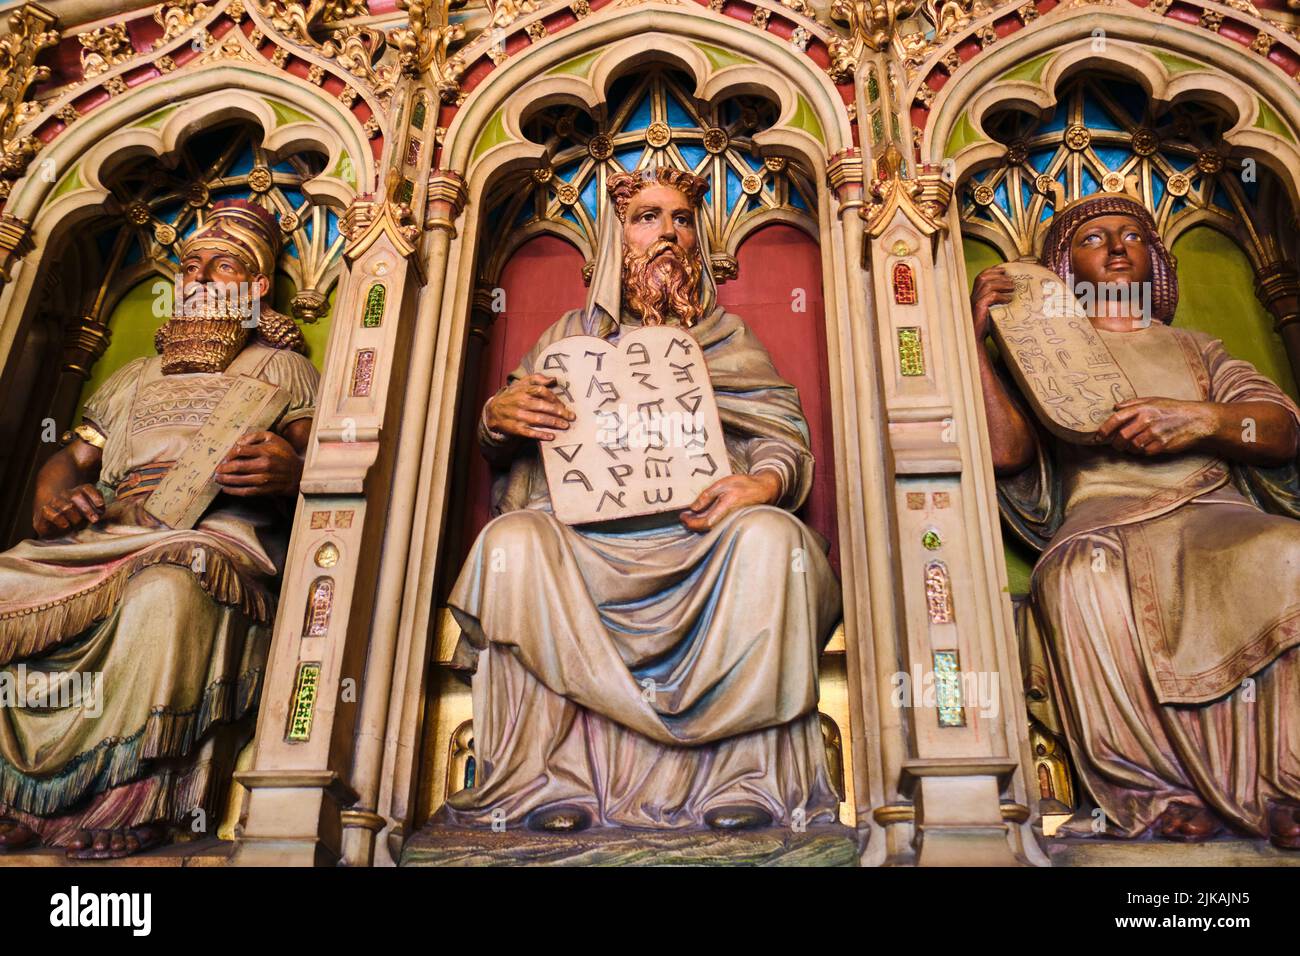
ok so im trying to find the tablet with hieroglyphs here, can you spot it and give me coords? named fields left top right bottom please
left=143, top=376, right=291, bottom=530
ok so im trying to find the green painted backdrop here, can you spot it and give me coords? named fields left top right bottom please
left=78, top=274, right=335, bottom=410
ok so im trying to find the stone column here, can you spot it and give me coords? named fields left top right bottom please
left=339, top=170, right=468, bottom=867
left=231, top=196, right=426, bottom=866
left=841, top=8, right=1048, bottom=865
left=1256, top=261, right=1300, bottom=384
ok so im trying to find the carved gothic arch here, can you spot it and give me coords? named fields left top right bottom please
left=920, top=8, right=1300, bottom=214
left=0, top=64, right=374, bottom=373
left=376, top=3, right=880, bottom=866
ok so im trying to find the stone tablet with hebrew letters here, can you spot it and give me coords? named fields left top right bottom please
left=536, top=325, right=732, bottom=526
left=988, top=261, right=1137, bottom=444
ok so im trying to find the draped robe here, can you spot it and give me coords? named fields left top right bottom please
left=440, top=304, right=844, bottom=829
left=0, top=342, right=317, bottom=845
left=1002, top=323, right=1300, bottom=837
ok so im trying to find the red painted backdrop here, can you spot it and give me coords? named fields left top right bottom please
left=460, top=223, right=839, bottom=571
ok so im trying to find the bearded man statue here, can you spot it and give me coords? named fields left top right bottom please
left=972, top=193, right=1300, bottom=849
left=438, top=167, right=844, bottom=834
left=0, top=199, right=319, bottom=858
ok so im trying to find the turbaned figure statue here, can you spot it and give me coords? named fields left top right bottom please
left=973, top=193, right=1300, bottom=849
left=439, top=167, right=843, bottom=834
left=0, top=200, right=318, bottom=858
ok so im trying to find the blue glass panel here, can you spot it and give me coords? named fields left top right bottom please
left=994, top=180, right=1010, bottom=214
left=1080, top=168, right=1100, bottom=196
left=1212, top=183, right=1230, bottom=210
left=1151, top=173, right=1166, bottom=209
left=325, top=211, right=340, bottom=249
left=746, top=195, right=762, bottom=213
left=1109, top=82, right=1150, bottom=124
left=725, top=166, right=742, bottom=215
left=272, top=159, right=296, bottom=174
left=678, top=145, right=708, bottom=169
left=156, top=200, right=184, bottom=225
left=1020, top=179, right=1032, bottom=209
left=302, top=216, right=313, bottom=243
left=581, top=176, right=599, bottom=223
left=1040, top=109, right=1069, bottom=134
left=1039, top=203, right=1054, bottom=223
left=789, top=187, right=808, bottom=212
left=561, top=206, right=581, bottom=227
left=123, top=238, right=144, bottom=266
left=1166, top=153, right=1194, bottom=172
left=614, top=147, right=643, bottom=171
left=625, top=94, right=653, bottom=132
left=1094, top=147, right=1131, bottom=171
left=555, top=160, right=582, bottom=184
left=1082, top=93, right=1123, bottom=131
left=1171, top=195, right=1187, bottom=215
left=1029, top=149, right=1056, bottom=173
left=665, top=92, right=693, bottom=129
left=228, top=148, right=256, bottom=177
left=280, top=188, right=305, bottom=209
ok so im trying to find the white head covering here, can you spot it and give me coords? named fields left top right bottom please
left=582, top=168, right=719, bottom=339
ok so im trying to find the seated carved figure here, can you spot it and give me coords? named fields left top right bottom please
left=439, top=167, right=843, bottom=833
left=0, top=201, right=318, bottom=858
left=973, top=193, right=1300, bottom=848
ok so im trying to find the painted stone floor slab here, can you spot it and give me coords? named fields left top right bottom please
left=1049, top=836, right=1300, bottom=866
left=402, top=824, right=861, bottom=867
left=0, top=836, right=232, bottom=867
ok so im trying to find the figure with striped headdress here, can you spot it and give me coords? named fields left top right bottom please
left=973, top=191, right=1300, bottom=849
left=0, top=200, right=319, bottom=858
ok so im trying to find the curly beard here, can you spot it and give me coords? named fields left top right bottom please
left=157, top=293, right=250, bottom=374
left=621, top=240, right=705, bottom=328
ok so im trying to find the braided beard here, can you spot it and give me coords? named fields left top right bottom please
left=158, top=297, right=250, bottom=374
left=621, top=240, right=705, bottom=328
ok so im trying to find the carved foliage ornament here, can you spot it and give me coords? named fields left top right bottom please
left=392, top=0, right=466, bottom=87
left=829, top=0, right=920, bottom=82
left=253, top=1, right=400, bottom=105
left=0, top=4, right=59, bottom=184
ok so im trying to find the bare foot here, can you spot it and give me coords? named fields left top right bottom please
left=1268, top=802, right=1300, bottom=850
left=65, top=824, right=167, bottom=860
left=0, top=819, right=37, bottom=851
left=1155, top=803, right=1223, bottom=842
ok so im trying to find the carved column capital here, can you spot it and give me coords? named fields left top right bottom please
left=425, top=168, right=468, bottom=236
left=0, top=212, right=34, bottom=279
left=1256, top=260, right=1300, bottom=332
left=827, top=147, right=865, bottom=211
left=62, top=314, right=112, bottom=379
